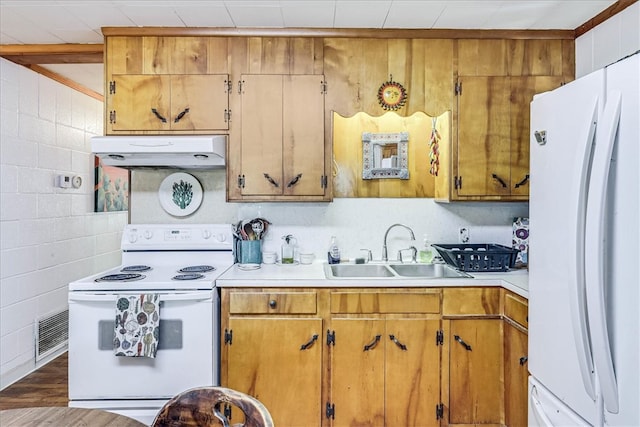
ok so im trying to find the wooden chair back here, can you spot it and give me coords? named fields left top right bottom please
left=152, top=386, right=274, bottom=427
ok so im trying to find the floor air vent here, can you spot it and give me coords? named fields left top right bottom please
left=35, top=309, right=69, bottom=361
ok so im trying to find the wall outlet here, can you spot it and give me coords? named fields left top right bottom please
left=459, top=227, right=470, bottom=243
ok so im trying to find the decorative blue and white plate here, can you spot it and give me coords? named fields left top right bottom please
left=158, top=172, right=203, bottom=217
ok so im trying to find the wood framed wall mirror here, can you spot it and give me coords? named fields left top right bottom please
left=362, top=132, right=409, bottom=179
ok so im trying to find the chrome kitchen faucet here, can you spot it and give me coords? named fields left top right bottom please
left=382, top=223, right=416, bottom=262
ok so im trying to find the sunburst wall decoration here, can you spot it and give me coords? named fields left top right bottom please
left=377, top=75, right=407, bottom=111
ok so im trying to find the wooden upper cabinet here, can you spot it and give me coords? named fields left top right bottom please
left=110, top=74, right=229, bottom=131
left=239, top=74, right=326, bottom=199
left=456, top=76, right=512, bottom=197
left=240, top=74, right=284, bottom=195
left=442, top=39, right=570, bottom=201
left=509, top=75, right=564, bottom=196
left=104, top=36, right=230, bottom=134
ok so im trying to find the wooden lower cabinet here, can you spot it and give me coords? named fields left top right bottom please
left=222, top=289, right=324, bottom=427
left=330, top=318, right=441, bottom=427
left=221, top=286, right=529, bottom=427
left=447, top=319, right=504, bottom=425
left=504, top=290, right=529, bottom=427
left=504, top=322, right=528, bottom=427
left=225, top=317, right=323, bottom=426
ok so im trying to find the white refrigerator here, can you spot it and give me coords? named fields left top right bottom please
left=528, top=51, right=639, bottom=426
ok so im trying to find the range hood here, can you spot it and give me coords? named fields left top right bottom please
left=91, top=135, right=227, bottom=169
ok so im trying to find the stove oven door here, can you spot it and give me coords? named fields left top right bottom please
left=68, top=290, right=219, bottom=400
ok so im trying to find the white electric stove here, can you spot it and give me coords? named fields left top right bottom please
left=68, top=224, right=234, bottom=425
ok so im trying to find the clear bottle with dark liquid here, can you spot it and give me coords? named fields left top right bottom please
left=327, top=236, right=341, bottom=264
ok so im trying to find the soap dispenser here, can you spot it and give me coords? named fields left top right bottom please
left=418, top=235, right=434, bottom=264
left=281, top=234, right=296, bottom=264
left=327, top=236, right=341, bottom=264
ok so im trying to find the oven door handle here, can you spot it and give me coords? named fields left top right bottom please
left=68, top=292, right=213, bottom=303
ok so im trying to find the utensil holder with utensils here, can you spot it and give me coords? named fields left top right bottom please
left=238, top=240, right=262, bottom=264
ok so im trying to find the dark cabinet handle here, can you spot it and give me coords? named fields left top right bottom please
left=515, top=174, right=530, bottom=188
left=300, top=334, right=319, bottom=350
left=263, top=173, right=279, bottom=188
left=454, top=335, right=472, bottom=351
left=268, top=299, right=277, bottom=309
left=287, top=173, right=303, bottom=188
left=151, top=108, right=167, bottom=123
left=492, top=173, right=508, bottom=188
left=174, top=107, right=190, bottom=123
left=389, top=334, right=407, bottom=351
left=520, top=356, right=528, bottom=366
left=363, top=334, right=381, bottom=351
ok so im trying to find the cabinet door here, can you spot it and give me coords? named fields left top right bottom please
left=240, top=74, right=284, bottom=195
left=330, top=319, right=385, bottom=427
left=111, top=75, right=171, bottom=131
left=504, top=323, right=528, bottom=427
left=226, top=317, right=323, bottom=427
left=509, top=76, right=564, bottom=197
left=170, top=74, right=229, bottom=130
left=110, top=74, right=229, bottom=132
left=449, top=319, right=504, bottom=424
left=385, top=319, right=441, bottom=427
left=283, top=75, right=325, bottom=196
left=456, top=77, right=511, bottom=197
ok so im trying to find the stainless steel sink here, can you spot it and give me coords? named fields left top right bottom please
left=323, top=262, right=471, bottom=279
left=324, top=263, right=395, bottom=278
left=388, top=263, right=471, bottom=278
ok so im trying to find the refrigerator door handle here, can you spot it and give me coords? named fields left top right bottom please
left=585, top=90, right=622, bottom=414
left=567, top=99, right=599, bottom=400
left=530, top=384, right=555, bottom=426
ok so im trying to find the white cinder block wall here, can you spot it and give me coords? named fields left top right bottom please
left=0, top=58, right=127, bottom=389
left=575, top=2, right=639, bottom=77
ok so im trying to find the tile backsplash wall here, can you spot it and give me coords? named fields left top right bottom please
left=0, top=58, right=127, bottom=388
left=130, top=169, right=528, bottom=262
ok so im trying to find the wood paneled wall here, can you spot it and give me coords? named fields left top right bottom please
left=324, top=38, right=454, bottom=118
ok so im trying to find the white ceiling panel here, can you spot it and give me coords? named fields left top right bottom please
left=173, top=5, right=235, bottom=27
left=530, top=1, right=616, bottom=29
left=334, top=1, right=393, bottom=28
left=280, top=1, right=336, bottom=28
left=434, top=1, right=506, bottom=29
left=65, top=4, right=136, bottom=33
left=225, top=1, right=285, bottom=27
left=384, top=1, right=447, bottom=29
left=118, top=3, right=187, bottom=27
left=483, top=2, right=555, bottom=30
left=0, top=8, right=65, bottom=44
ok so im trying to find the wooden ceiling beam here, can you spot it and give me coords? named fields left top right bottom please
left=0, top=44, right=103, bottom=65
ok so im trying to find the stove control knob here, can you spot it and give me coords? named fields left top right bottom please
left=202, top=229, right=212, bottom=239
left=144, top=230, right=153, bottom=240
left=216, top=233, right=227, bottom=243
left=128, top=232, right=138, bottom=243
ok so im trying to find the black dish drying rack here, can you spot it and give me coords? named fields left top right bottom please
left=432, top=243, right=519, bottom=272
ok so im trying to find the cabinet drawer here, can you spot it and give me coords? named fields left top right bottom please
left=229, top=292, right=317, bottom=314
left=443, top=288, right=501, bottom=316
left=331, top=291, right=441, bottom=314
left=504, top=292, right=528, bottom=328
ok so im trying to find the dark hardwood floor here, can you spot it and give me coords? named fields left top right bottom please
left=0, top=352, right=68, bottom=410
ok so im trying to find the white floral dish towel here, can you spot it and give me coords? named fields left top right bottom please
left=114, top=294, right=160, bottom=358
